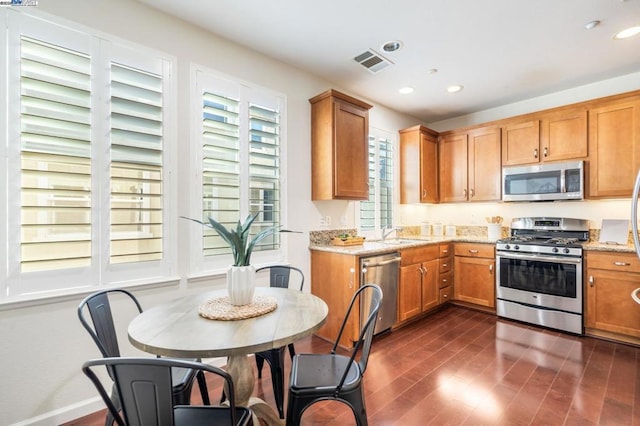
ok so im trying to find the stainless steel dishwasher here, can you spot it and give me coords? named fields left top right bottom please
left=360, top=252, right=400, bottom=335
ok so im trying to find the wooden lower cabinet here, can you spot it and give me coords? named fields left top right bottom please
left=310, top=250, right=360, bottom=348
left=585, top=251, right=640, bottom=341
left=398, top=244, right=449, bottom=322
left=453, top=243, right=496, bottom=310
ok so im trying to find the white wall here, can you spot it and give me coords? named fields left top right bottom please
left=0, top=0, right=419, bottom=424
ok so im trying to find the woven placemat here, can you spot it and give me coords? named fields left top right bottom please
left=198, top=295, right=278, bottom=321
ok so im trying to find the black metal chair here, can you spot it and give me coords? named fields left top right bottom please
left=285, top=284, right=383, bottom=426
left=82, top=357, right=251, bottom=426
left=253, top=265, right=304, bottom=418
left=78, top=289, right=210, bottom=426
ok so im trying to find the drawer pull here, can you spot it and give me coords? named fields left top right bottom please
left=613, top=261, right=631, bottom=267
left=442, top=263, right=448, bottom=268
left=468, top=249, right=479, bottom=254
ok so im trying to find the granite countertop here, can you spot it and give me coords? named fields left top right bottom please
left=310, top=236, right=638, bottom=255
left=309, top=235, right=497, bottom=256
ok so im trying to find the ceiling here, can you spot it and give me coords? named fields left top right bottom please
left=137, top=0, right=640, bottom=123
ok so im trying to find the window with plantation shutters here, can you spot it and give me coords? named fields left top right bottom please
left=3, top=11, right=175, bottom=299
left=109, top=63, right=164, bottom=264
left=201, top=91, right=241, bottom=257
left=194, top=70, right=284, bottom=270
left=359, top=131, right=395, bottom=232
left=19, top=36, right=93, bottom=273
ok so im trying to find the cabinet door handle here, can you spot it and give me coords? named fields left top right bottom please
left=422, top=189, right=428, bottom=198
left=534, top=148, right=539, bottom=159
left=470, top=188, right=475, bottom=197
left=489, top=264, right=494, bottom=273
left=463, top=189, right=467, bottom=197
left=543, top=147, right=548, bottom=157
left=468, top=249, right=479, bottom=254
left=589, top=275, right=595, bottom=287
left=349, top=268, right=355, bottom=288
left=614, top=261, right=630, bottom=267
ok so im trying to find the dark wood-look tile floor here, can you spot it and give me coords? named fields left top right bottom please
left=64, top=305, right=640, bottom=425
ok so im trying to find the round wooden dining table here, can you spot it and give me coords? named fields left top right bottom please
left=128, top=286, right=328, bottom=425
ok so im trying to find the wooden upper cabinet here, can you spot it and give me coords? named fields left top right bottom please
left=501, top=120, right=540, bottom=166
left=502, top=108, right=587, bottom=166
left=399, top=125, right=438, bottom=203
left=540, top=107, right=588, bottom=162
left=440, top=126, right=501, bottom=202
left=439, top=132, right=468, bottom=202
left=588, top=98, right=640, bottom=198
left=310, top=89, right=372, bottom=200
left=468, top=126, right=501, bottom=201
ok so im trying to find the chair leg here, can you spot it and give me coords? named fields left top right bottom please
left=196, top=370, right=210, bottom=405
left=270, top=351, right=285, bottom=418
left=287, top=343, right=296, bottom=360
left=256, top=353, right=265, bottom=378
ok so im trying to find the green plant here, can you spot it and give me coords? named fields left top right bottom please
left=183, top=213, right=293, bottom=266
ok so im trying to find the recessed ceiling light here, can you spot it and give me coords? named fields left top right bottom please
left=382, top=40, right=403, bottom=52
left=399, top=87, right=414, bottom=94
left=614, top=25, right=640, bottom=39
left=584, top=20, right=600, bottom=30
left=447, top=85, right=464, bottom=93
left=427, top=68, right=438, bottom=74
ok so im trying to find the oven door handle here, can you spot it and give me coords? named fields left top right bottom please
left=497, top=252, right=582, bottom=265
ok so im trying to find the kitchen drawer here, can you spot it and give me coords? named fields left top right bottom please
left=454, top=243, right=495, bottom=258
left=401, top=245, right=439, bottom=266
left=439, top=257, right=452, bottom=274
left=439, top=244, right=452, bottom=258
left=439, top=271, right=452, bottom=289
left=439, top=286, right=452, bottom=304
left=586, top=251, right=640, bottom=274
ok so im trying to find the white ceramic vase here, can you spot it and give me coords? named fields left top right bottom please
left=227, top=265, right=256, bottom=306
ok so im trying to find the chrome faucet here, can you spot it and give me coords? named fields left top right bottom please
left=382, top=226, right=403, bottom=240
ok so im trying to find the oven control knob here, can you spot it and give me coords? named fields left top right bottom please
left=552, top=247, right=559, bottom=253
left=505, top=244, right=511, bottom=250
left=563, top=248, right=570, bottom=254
left=514, top=245, right=520, bottom=250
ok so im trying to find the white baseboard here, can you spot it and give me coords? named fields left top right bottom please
left=10, top=397, right=105, bottom=426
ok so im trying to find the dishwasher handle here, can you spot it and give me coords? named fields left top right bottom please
left=362, top=256, right=401, bottom=268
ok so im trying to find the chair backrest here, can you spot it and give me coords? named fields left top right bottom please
left=332, top=284, right=383, bottom=390
left=82, top=357, right=242, bottom=426
left=77, top=289, right=143, bottom=358
left=256, top=265, right=304, bottom=291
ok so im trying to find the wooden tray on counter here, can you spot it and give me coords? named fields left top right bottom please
left=331, top=236, right=366, bottom=246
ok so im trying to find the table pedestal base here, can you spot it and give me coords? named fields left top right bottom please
left=227, top=354, right=284, bottom=426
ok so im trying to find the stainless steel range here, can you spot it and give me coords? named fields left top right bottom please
left=496, top=217, right=589, bottom=334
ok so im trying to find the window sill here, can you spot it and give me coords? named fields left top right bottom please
left=0, top=276, right=181, bottom=311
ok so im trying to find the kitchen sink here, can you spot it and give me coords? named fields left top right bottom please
left=379, top=239, right=417, bottom=245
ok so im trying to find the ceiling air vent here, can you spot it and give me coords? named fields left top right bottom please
left=353, top=49, right=393, bottom=74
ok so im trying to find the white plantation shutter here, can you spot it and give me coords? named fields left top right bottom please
left=201, top=91, right=241, bottom=257
left=248, top=101, right=281, bottom=252
left=110, top=63, right=164, bottom=264
left=194, top=71, right=285, bottom=269
left=4, top=12, right=175, bottom=299
left=19, top=36, right=92, bottom=273
left=359, top=131, right=395, bottom=232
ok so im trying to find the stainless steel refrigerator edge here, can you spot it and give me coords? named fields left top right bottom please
left=360, top=252, right=400, bottom=335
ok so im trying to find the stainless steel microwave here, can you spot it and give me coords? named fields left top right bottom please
left=502, top=160, right=584, bottom=202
